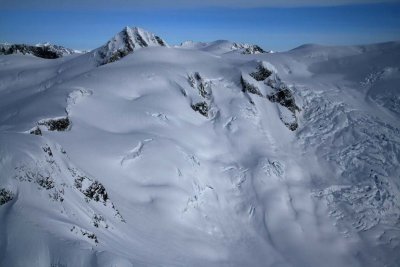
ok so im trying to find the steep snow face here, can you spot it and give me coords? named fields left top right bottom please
left=0, top=43, right=78, bottom=58
left=179, top=40, right=268, bottom=55
left=0, top=35, right=399, bottom=267
left=93, top=26, right=168, bottom=65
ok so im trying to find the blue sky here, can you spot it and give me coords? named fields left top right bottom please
left=1, top=1, right=399, bottom=51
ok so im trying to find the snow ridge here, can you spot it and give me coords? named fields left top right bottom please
left=179, top=40, right=269, bottom=55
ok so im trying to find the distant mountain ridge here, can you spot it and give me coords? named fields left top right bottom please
left=0, top=42, right=79, bottom=59
left=179, top=39, right=269, bottom=54
left=1, top=26, right=269, bottom=62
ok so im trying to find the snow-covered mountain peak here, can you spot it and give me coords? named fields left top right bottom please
left=122, top=26, right=168, bottom=47
left=93, top=26, right=168, bottom=65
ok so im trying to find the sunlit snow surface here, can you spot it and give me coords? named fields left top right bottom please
left=0, top=35, right=399, bottom=267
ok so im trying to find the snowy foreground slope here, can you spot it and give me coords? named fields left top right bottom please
left=0, top=27, right=399, bottom=267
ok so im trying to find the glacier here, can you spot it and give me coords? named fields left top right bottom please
left=0, top=26, right=399, bottom=267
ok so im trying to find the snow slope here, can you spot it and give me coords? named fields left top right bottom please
left=0, top=27, right=399, bottom=267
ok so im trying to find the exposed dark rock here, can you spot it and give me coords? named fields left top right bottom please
left=60, top=147, right=67, bottom=154
left=267, top=86, right=300, bottom=131
left=71, top=226, right=99, bottom=244
left=36, top=175, right=55, bottom=190
left=74, top=176, right=84, bottom=189
left=114, top=207, right=126, bottom=223
left=267, top=88, right=300, bottom=113
left=241, top=45, right=266, bottom=55
left=38, top=117, right=70, bottom=131
left=284, top=121, right=299, bottom=131
left=188, top=72, right=211, bottom=99
left=133, top=32, right=147, bottom=47
left=250, top=65, right=273, bottom=81
left=50, top=189, right=64, bottom=202
left=241, top=76, right=262, bottom=96
left=244, top=64, right=300, bottom=131
left=1, top=44, right=60, bottom=58
left=188, top=72, right=202, bottom=87
left=155, top=36, right=166, bottom=46
left=92, top=214, right=108, bottom=228
left=187, top=73, right=213, bottom=117
left=0, top=43, right=75, bottom=59
left=30, top=127, right=42, bottom=136
left=191, top=102, right=209, bottom=117
left=72, top=173, right=123, bottom=220
left=84, top=181, right=109, bottom=204
left=0, top=188, right=14, bottom=205
left=106, top=49, right=130, bottom=64
left=43, top=146, right=53, bottom=157
left=83, top=232, right=99, bottom=243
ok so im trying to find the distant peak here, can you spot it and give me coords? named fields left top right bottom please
left=35, top=42, right=51, bottom=47
left=94, top=26, right=168, bottom=65
left=178, top=39, right=268, bottom=55
left=290, top=43, right=324, bottom=51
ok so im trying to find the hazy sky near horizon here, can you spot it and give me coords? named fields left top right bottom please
left=0, top=1, right=399, bottom=51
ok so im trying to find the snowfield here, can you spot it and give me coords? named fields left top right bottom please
left=0, top=27, right=399, bottom=267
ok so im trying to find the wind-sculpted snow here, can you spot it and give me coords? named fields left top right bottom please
left=0, top=30, right=399, bottom=266
left=66, top=87, right=93, bottom=114
left=121, top=139, right=152, bottom=166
